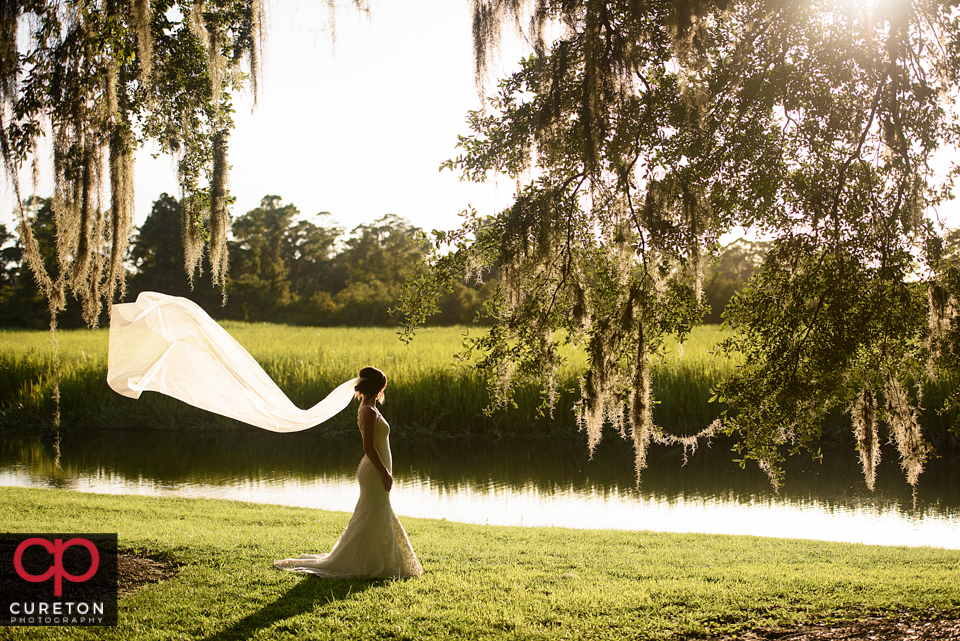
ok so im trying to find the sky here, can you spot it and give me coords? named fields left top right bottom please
left=138, top=0, right=524, bottom=235
left=2, top=0, right=958, bottom=236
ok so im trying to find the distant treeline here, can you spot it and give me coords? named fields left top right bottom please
left=0, top=194, right=770, bottom=328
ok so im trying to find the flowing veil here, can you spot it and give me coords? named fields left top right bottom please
left=107, top=291, right=357, bottom=432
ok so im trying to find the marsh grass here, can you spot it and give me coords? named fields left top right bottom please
left=1, top=486, right=958, bottom=640
left=0, top=324, right=737, bottom=438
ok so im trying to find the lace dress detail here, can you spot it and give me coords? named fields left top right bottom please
left=273, top=404, right=422, bottom=579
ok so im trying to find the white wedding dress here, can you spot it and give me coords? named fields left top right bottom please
left=274, top=404, right=423, bottom=579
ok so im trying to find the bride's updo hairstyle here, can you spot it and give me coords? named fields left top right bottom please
left=355, top=366, right=387, bottom=403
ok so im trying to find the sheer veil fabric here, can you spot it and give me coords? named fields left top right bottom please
left=107, top=291, right=358, bottom=432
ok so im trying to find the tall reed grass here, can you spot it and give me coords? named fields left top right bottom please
left=0, top=324, right=737, bottom=439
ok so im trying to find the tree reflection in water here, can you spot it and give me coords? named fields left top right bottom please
left=2, top=429, right=958, bottom=548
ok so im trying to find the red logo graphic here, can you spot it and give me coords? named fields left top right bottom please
left=13, top=538, right=100, bottom=597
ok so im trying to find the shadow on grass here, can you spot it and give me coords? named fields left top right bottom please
left=201, top=574, right=376, bottom=641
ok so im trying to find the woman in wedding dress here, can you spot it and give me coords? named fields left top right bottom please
left=274, top=367, right=423, bottom=579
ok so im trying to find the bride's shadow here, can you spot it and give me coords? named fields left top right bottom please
left=201, top=574, right=377, bottom=641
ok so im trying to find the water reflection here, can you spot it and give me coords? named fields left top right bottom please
left=2, top=429, right=958, bottom=549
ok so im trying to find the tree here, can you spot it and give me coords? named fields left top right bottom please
left=127, top=193, right=436, bottom=327
left=0, top=198, right=53, bottom=327
left=0, top=197, right=91, bottom=327
left=1, top=0, right=264, bottom=327
left=0, top=222, right=17, bottom=291
left=336, top=214, right=427, bottom=325
left=945, top=227, right=960, bottom=260
left=229, top=195, right=298, bottom=319
left=282, top=215, right=341, bottom=299
left=399, top=0, right=960, bottom=488
left=431, top=276, right=498, bottom=325
left=228, top=195, right=341, bottom=322
left=701, top=238, right=770, bottom=324
left=126, top=192, right=221, bottom=309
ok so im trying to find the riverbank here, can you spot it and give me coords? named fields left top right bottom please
left=2, top=487, right=959, bottom=640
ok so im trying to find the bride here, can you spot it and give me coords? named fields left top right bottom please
left=106, top=294, right=421, bottom=578
left=274, top=367, right=423, bottom=579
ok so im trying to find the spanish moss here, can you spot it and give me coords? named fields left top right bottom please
left=209, top=131, right=230, bottom=290
left=2, top=0, right=265, bottom=428
left=884, top=375, right=928, bottom=488
left=850, top=386, right=881, bottom=491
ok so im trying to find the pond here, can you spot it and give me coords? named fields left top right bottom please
left=2, top=428, right=958, bottom=549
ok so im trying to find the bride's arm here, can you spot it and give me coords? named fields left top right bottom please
left=360, top=406, right=393, bottom=492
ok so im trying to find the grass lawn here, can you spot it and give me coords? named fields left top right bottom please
left=1, top=486, right=958, bottom=640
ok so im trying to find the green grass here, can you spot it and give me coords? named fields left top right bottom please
left=1, top=486, right=958, bottom=640
left=0, top=324, right=737, bottom=437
